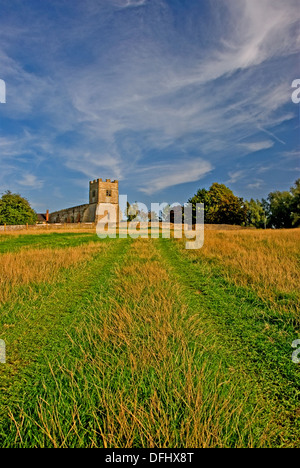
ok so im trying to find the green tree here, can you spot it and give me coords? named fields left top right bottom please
left=290, top=178, right=300, bottom=227
left=160, top=203, right=184, bottom=223
left=245, top=198, right=266, bottom=228
left=188, top=183, right=247, bottom=225
left=265, top=179, right=300, bottom=229
left=0, top=191, right=37, bottom=225
left=188, top=188, right=208, bottom=224
left=261, top=198, right=271, bottom=227
left=126, top=201, right=138, bottom=222
left=148, top=210, right=159, bottom=222
left=267, top=190, right=293, bottom=228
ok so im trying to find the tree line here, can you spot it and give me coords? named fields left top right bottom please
left=1, top=178, right=299, bottom=228
left=125, top=178, right=299, bottom=229
left=188, top=179, right=300, bottom=228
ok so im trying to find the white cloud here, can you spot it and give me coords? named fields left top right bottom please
left=281, top=150, right=300, bottom=159
left=117, top=0, right=147, bottom=8
left=19, top=174, right=44, bottom=189
left=247, top=180, right=264, bottom=189
left=0, top=0, right=298, bottom=197
left=240, top=140, right=274, bottom=153
left=227, top=170, right=246, bottom=185
left=63, top=149, right=123, bottom=181
left=208, top=0, right=299, bottom=75
left=138, top=158, right=213, bottom=195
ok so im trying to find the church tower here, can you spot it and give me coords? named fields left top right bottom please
left=49, top=178, right=120, bottom=224
left=89, top=178, right=119, bottom=223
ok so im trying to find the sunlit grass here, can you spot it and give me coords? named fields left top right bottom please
left=182, top=228, right=300, bottom=315
left=0, top=242, right=104, bottom=304
left=0, top=230, right=299, bottom=447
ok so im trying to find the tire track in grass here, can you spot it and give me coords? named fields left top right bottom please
left=157, top=238, right=300, bottom=447
left=1, top=237, right=296, bottom=447
left=0, top=238, right=132, bottom=445
left=21, top=238, right=288, bottom=448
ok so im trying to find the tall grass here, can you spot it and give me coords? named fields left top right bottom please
left=1, top=238, right=283, bottom=447
left=182, top=228, right=300, bottom=316
left=0, top=243, right=103, bottom=304
left=0, top=230, right=299, bottom=447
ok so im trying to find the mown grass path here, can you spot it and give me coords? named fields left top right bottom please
left=158, top=238, right=300, bottom=447
left=0, top=234, right=299, bottom=447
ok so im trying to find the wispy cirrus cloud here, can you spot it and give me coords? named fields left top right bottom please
left=0, top=0, right=299, bottom=210
left=19, top=173, right=44, bottom=189
left=138, top=158, right=213, bottom=195
left=117, top=0, right=148, bottom=8
left=281, top=150, right=300, bottom=159
left=227, top=170, right=246, bottom=185
left=240, top=140, right=274, bottom=153
left=247, top=180, right=264, bottom=190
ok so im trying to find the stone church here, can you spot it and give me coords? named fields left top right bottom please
left=49, top=178, right=119, bottom=224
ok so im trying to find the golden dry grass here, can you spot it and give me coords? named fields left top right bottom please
left=183, top=228, right=300, bottom=311
left=0, top=227, right=95, bottom=237
left=100, top=240, right=183, bottom=369
left=0, top=222, right=245, bottom=237
left=1, top=234, right=295, bottom=447
left=0, top=242, right=103, bottom=304
left=57, top=238, right=279, bottom=448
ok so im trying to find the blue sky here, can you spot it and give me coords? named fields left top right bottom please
left=0, top=0, right=299, bottom=213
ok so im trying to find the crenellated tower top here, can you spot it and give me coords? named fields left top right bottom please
left=89, top=178, right=119, bottom=204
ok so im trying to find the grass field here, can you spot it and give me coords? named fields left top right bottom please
left=0, top=228, right=299, bottom=447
